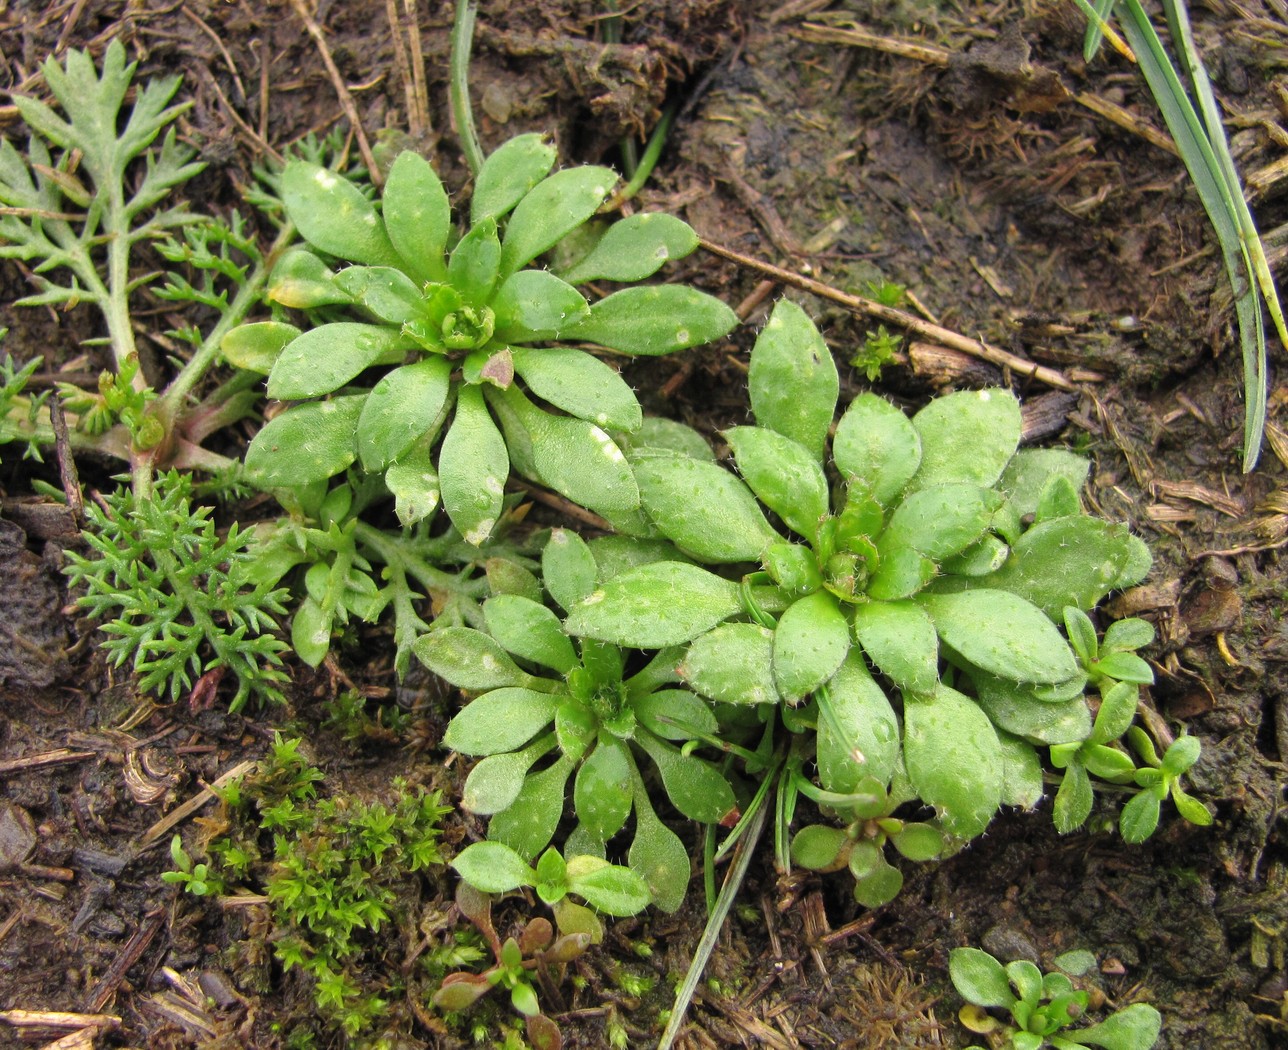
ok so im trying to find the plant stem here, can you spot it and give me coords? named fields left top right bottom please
left=449, top=0, right=484, bottom=176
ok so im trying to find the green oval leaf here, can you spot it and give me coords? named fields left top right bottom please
left=413, top=625, right=531, bottom=691
left=385, top=444, right=440, bottom=527
left=884, top=484, right=1000, bottom=561
left=452, top=841, right=535, bottom=893
left=266, top=249, right=352, bottom=309
left=512, top=346, right=641, bottom=431
left=493, top=271, right=590, bottom=341
left=543, top=528, right=599, bottom=613
left=489, top=756, right=575, bottom=858
left=448, top=216, right=502, bottom=305
left=281, top=160, right=398, bottom=266
left=748, top=299, right=838, bottom=462
left=918, top=589, right=1079, bottom=684
left=267, top=322, right=410, bottom=400
left=635, top=453, right=777, bottom=563
left=834, top=392, right=922, bottom=506
left=473, top=133, right=558, bottom=224
left=632, top=688, right=720, bottom=740
left=852, top=599, right=939, bottom=695
left=445, top=689, right=561, bottom=755
left=1073, top=1003, right=1162, bottom=1050
left=221, top=321, right=300, bottom=374
left=904, top=685, right=1003, bottom=839
left=245, top=395, right=363, bottom=488
left=949, top=947, right=1015, bottom=1009
left=679, top=622, right=778, bottom=705
left=439, top=385, right=510, bottom=545
left=574, top=739, right=633, bottom=842
left=560, top=212, right=698, bottom=284
left=562, top=285, right=738, bottom=357
left=818, top=652, right=900, bottom=791
left=565, top=855, right=652, bottom=916
left=790, top=825, right=849, bottom=871
left=908, top=388, right=1021, bottom=491
left=383, top=150, right=450, bottom=283
left=333, top=265, right=427, bottom=325
left=634, top=730, right=735, bottom=824
left=725, top=425, right=829, bottom=542
left=565, top=562, right=741, bottom=648
left=998, top=449, right=1091, bottom=519
left=483, top=594, right=578, bottom=674
left=356, top=357, right=452, bottom=470
left=774, top=590, right=851, bottom=703
left=630, top=796, right=691, bottom=913
left=500, top=166, right=616, bottom=275
left=969, top=671, right=1091, bottom=744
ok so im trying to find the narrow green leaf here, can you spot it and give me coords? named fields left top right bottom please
left=565, top=562, right=741, bottom=648
left=725, top=425, right=829, bottom=542
left=452, top=841, right=535, bottom=893
left=512, top=346, right=640, bottom=431
left=499, top=166, right=616, bottom=275
left=483, top=594, right=578, bottom=674
left=748, top=300, right=838, bottom=461
left=445, top=689, right=561, bottom=755
left=267, top=322, right=410, bottom=400
left=472, top=133, right=557, bottom=224
left=904, top=686, right=1003, bottom=838
left=439, top=385, right=509, bottom=545
left=560, top=212, right=698, bottom=284
left=561, top=285, right=738, bottom=357
left=383, top=150, right=450, bottom=282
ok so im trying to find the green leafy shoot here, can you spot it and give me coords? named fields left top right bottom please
left=1119, top=728, right=1213, bottom=843
left=950, top=945, right=1162, bottom=1049
left=850, top=324, right=901, bottom=382
left=1076, top=0, right=1288, bottom=471
left=62, top=471, right=291, bottom=711
left=237, top=136, right=736, bottom=539
left=161, top=834, right=225, bottom=896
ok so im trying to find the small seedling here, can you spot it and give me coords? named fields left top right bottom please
left=950, top=945, right=1161, bottom=1049
left=161, top=834, right=225, bottom=896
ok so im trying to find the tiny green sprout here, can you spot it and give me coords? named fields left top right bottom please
left=850, top=324, right=901, bottom=381
left=1119, top=728, right=1213, bottom=843
left=416, top=529, right=736, bottom=912
left=161, top=835, right=224, bottom=896
left=950, top=945, right=1161, bottom=1050
left=865, top=278, right=907, bottom=307
left=235, top=136, right=737, bottom=540
left=450, top=842, right=651, bottom=917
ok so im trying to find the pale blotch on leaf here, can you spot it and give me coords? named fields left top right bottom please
left=485, top=476, right=505, bottom=496
left=592, top=428, right=625, bottom=464
left=466, top=520, right=496, bottom=545
left=313, top=169, right=338, bottom=190
left=675, top=329, right=690, bottom=345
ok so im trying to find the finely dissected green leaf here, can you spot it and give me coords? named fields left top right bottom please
left=979, top=517, right=1151, bottom=618
left=679, top=622, right=778, bottom=705
left=995, top=730, right=1044, bottom=809
left=483, top=595, right=578, bottom=674
left=281, top=160, right=399, bottom=266
left=221, top=321, right=300, bottom=374
left=627, top=417, right=716, bottom=461
left=560, top=212, right=698, bottom=284
left=884, top=484, right=1000, bottom=561
left=773, top=589, right=852, bottom=702
left=573, top=739, right=633, bottom=842
left=635, top=453, right=777, bottom=563
left=453, top=841, right=535, bottom=893
left=565, top=562, right=740, bottom=648
left=543, top=528, right=599, bottom=613
left=633, top=688, right=720, bottom=740
left=447, top=217, right=502, bottom=305
left=382, top=150, right=450, bottom=283
left=1073, top=1002, right=1163, bottom=1050
left=748, top=300, right=838, bottom=461
left=492, top=270, right=590, bottom=341
left=266, top=249, right=352, bottom=309
left=413, top=625, right=532, bottom=691
left=356, top=357, right=452, bottom=470
left=630, top=795, right=691, bottom=913
left=852, top=599, right=939, bottom=694
left=439, top=385, right=509, bottom=545
left=267, top=323, right=412, bottom=400
left=245, top=395, right=363, bottom=487
left=949, top=947, right=1016, bottom=1009
left=818, top=653, right=900, bottom=791
left=333, top=265, right=426, bottom=324
left=565, top=856, right=652, bottom=916
left=511, top=346, right=641, bottom=431
left=562, top=285, right=738, bottom=356
left=970, top=671, right=1091, bottom=745
left=904, top=686, right=1003, bottom=838
left=445, top=689, right=561, bottom=755
left=998, top=448, right=1091, bottom=518
left=472, top=133, right=557, bottom=224
left=919, top=589, right=1079, bottom=684
left=500, top=166, right=616, bottom=276
left=834, top=393, right=923, bottom=505
left=385, top=444, right=440, bottom=526
left=634, top=730, right=735, bottom=823
left=908, top=389, right=1021, bottom=491
left=489, top=756, right=575, bottom=858
left=725, top=426, right=829, bottom=543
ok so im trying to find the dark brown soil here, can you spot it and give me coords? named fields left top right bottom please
left=1, top=1, right=1286, bottom=1047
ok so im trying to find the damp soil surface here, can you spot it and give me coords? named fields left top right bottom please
left=1, top=1, right=1287, bottom=1047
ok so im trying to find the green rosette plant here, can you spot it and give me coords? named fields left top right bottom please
left=414, top=528, right=736, bottom=912
left=230, top=134, right=737, bottom=542
left=565, top=299, right=1159, bottom=875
